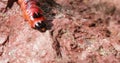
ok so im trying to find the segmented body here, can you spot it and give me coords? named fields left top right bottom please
left=18, top=0, right=45, bottom=28
left=6, top=0, right=47, bottom=31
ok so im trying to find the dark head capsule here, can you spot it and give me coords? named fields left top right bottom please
left=35, top=21, right=46, bottom=32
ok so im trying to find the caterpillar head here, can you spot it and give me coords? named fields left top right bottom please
left=31, top=12, right=47, bottom=32
left=35, top=21, right=46, bottom=32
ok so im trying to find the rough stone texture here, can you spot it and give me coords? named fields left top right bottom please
left=0, top=0, right=120, bottom=63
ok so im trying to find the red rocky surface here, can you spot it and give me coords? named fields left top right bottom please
left=0, top=0, right=120, bottom=63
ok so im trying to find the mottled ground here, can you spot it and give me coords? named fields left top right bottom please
left=0, top=0, right=120, bottom=63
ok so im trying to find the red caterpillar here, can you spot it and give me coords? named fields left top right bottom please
left=5, top=0, right=47, bottom=32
